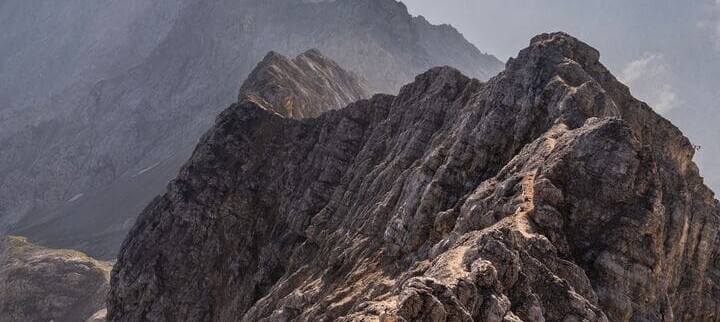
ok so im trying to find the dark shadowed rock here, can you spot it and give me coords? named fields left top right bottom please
left=0, top=236, right=111, bottom=322
left=108, top=33, right=719, bottom=321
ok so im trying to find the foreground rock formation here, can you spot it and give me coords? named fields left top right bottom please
left=109, top=33, right=719, bottom=321
left=0, top=236, right=111, bottom=322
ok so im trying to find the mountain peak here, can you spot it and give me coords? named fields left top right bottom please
left=529, top=32, right=600, bottom=62
left=260, top=50, right=286, bottom=63
left=238, top=50, right=370, bottom=119
left=297, top=48, right=324, bottom=58
left=396, top=66, right=475, bottom=103
left=521, top=32, right=602, bottom=72
left=507, top=32, right=602, bottom=80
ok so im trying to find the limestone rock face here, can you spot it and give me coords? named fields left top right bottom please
left=240, top=50, right=370, bottom=119
left=0, top=236, right=111, bottom=322
left=108, top=33, right=719, bottom=321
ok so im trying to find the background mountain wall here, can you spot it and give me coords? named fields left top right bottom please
left=0, top=0, right=503, bottom=258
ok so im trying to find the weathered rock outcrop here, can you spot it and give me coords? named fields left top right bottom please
left=108, top=33, right=719, bottom=321
left=0, top=236, right=111, bottom=322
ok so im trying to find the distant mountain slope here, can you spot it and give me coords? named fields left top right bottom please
left=14, top=49, right=371, bottom=259
left=0, top=0, right=503, bottom=257
left=109, top=33, right=719, bottom=322
left=0, top=236, right=110, bottom=322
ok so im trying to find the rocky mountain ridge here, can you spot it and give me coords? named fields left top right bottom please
left=1, top=0, right=503, bottom=258
left=1, top=49, right=367, bottom=322
left=13, top=49, right=370, bottom=259
left=108, top=32, right=719, bottom=321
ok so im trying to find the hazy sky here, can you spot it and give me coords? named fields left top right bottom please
left=405, top=0, right=720, bottom=190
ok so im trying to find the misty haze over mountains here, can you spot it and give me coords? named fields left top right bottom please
left=0, top=0, right=502, bottom=258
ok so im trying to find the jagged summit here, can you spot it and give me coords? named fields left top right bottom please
left=297, top=48, right=327, bottom=60
left=257, top=51, right=288, bottom=64
left=109, top=33, right=719, bottom=321
left=524, top=32, right=601, bottom=66
left=395, top=66, right=476, bottom=103
left=239, top=49, right=370, bottom=119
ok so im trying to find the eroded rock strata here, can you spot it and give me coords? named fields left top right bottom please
left=109, top=33, right=719, bottom=321
left=0, top=236, right=111, bottom=322
left=240, top=49, right=371, bottom=119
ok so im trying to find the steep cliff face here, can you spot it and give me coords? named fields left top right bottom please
left=108, top=33, right=719, bottom=321
left=0, top=236, right=111, bottom=322
left=2, top=0, right=503, bottom=259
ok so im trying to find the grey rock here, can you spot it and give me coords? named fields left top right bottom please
left=108, top=33, right=719, bottom=321
left=1, top=0, right=503, bottom=259
left=0, top=236, right=111, bottom=322
left=10, top=49, right=368, bottom=261
left=240, top=49, right=370, bottom=119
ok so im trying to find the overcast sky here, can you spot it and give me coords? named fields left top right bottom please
left=405, top=0, right=720, bottom=191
